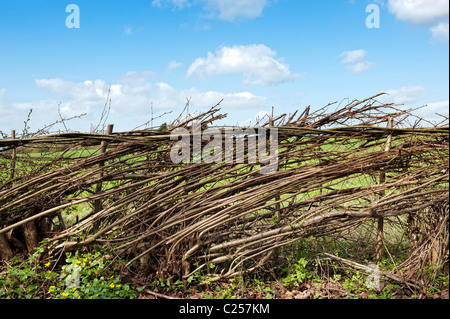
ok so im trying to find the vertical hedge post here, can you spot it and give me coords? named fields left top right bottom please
left=0, top=131, right=15, bottom=259
left=269, top=116, right=281, bottom=264
left=93, top=124, right=114, bottom=215
left=10, top=130, right=16, bottom=180
left=376, top=117, right=393, bottom=263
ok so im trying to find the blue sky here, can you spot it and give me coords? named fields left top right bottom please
left=0, top=0, right=448, bottom=133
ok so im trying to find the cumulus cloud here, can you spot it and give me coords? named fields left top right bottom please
left=150, top=82, right=267, bottom=110
left=238, top=110, right=271, bottom=127
left=30, top=79, right=110, bottom=122
left=203, top=0, right=268, bottom=21
left=167, top=60, right=182, bottom=72
left=123, top=26, right=133, bottom=35
left=377, top=87, right=448, bottom=123
left=254, top=110, right=270, bottom=122
left=0, top=73, right=267, bottom=131
left=187, top=44, right=296, bottom=86
left=0, top=88, right=6, bottom=109
left=36, top=75, right=266, bottom=113
left=430, top=22, right=450, bottom=42
left=184, top=89, right=267, bottom=109
left=412, top=99, right=449, bottom=123
left=388, top=0, right=448, bottom=24
left=0, top=88, right=7, bottom=119
left=383, top=86, right=426, bottom=104
left=0, top=87, right=63, bottom=134
left=35, top=78, right=109, bottom=104
left=388, top=0, right=449, bottom=42
left=123, top=25, right=142, bottom=36
left=151, top=0, right=190, bottom=10
left=152, top=0, right=269, bottom=21
left=425, top=99, right=449, bottom=114
left=340, top=49, right=375, bottom=73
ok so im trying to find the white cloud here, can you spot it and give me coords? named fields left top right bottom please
left=152, top=0, right=269, bottom=21
left=35, top=75, right=266, bottom=115
left=0, top=74, right=267, bottom=132
left=388, top=0, right=449, bottom=42
left=412, top=99, right=449, bottom=123
left=376, top=87, right=448, bottom=124
left=167, top=60, right=182, bottom=72
left=123, top=26, right=133, bottom=35
left=254, top=110, right=270, bottom=122
left=30, top=78, right=110, bottom=121
left=152, top=82, right=267, bottom=109
left=388, top=0, right=448, bottom=24
left=373, top=0, right=386, bottom=7
left=35, top=78, right=109, bottom=103
left=116, top=71, right=155, bottom=95
left=340, top=49, right=375, bottom=73
left=123, top=25, right=142, bottom=36
left=425, top=100, right=449, bottom=114
left=203, top=0, right=268, bottom=21
left=187, top=44, right=296, bottom=86
left=152, top=0, right=190, bottom=10
left=430, top=22, right=449, bottom=42
left=0, top=88, right=6, bottom=111
left=0, top=88, right=7, bottom=120
left=340, top=50, right=366, bottom=64
left=383, top=86, right=426, bottom=104
left=184, top=88, right=267, bottom=109
left=239, top=110, right=271, bottom=126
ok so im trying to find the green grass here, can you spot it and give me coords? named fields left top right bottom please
left=0, top=246, right=137, bottom=299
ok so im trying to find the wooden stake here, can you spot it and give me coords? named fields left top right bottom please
left=0, top=231, right=13, bottom=260
left=93, top=124, right=114, bottom=214
left=23, top=221, right=39, bottom=252
left=376, top=117, right=393, bottom=263
left=0, top=130, right=15, bottom=259
left=10, top=130, right=16, bottom=180
left=269, top=116, right=281, bottom=264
